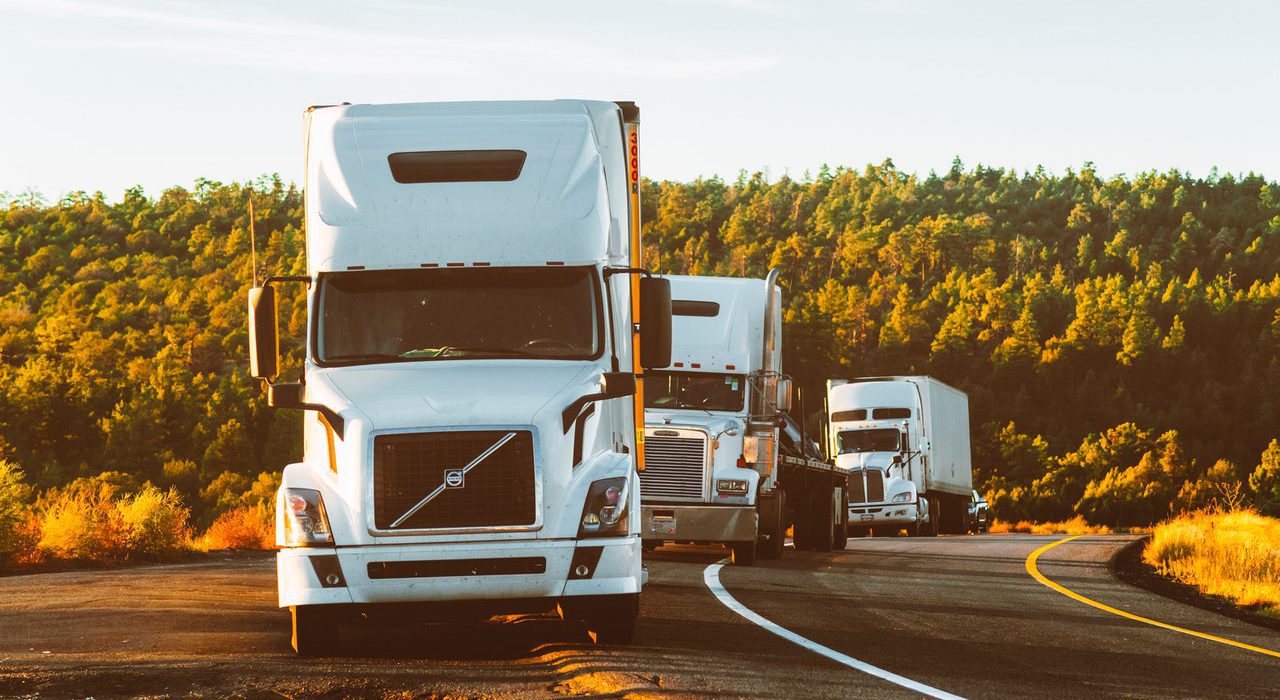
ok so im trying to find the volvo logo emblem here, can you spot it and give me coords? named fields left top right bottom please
left=444, top=469, right=465, bottom=488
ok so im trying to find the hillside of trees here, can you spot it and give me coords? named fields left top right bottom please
left=0, top=163, right=1278, bottom=541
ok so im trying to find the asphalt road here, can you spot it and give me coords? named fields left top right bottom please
left=1, top=534, right=1277, bottom=699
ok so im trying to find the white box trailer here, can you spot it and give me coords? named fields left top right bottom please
left=826, top=376, right=972, bottom=536
left=246, top=100, right=673, bottom=654
left=640, top=270, right=850, bottom=564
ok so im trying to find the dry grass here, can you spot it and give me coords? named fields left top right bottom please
left=1143, top=509, right=1280, bottom=617
left=988, top=515, right=1114, bottom=535
left=200, top=503, right=275, bottom=551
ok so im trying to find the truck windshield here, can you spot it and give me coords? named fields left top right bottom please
left=316, top=266, right=602, bottom=365
left=837, top=428, right=900, bottom=454
left=644, top=371, right=745, bottom=412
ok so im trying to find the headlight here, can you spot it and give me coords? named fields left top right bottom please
left=282, top=488, right=334, bottom=546
left=579, top=477, right=629, bottom=537
left=890, top=491, right=914, bottom=503
left=716, top=479, right=750, bottom=495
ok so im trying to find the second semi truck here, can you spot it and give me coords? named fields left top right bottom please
left=639, top=270, right=848, bottom=564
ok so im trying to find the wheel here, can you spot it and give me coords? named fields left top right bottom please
left=290, top=605, right=343, bottom=657
left=907, top=521, right=920, bottom=537
left=642, top=540, right=660, bottom=552
left=758, top=492, right=787, bottom=560
left=923, top=496, right=939, bottom=537
left=831, top=487, right=849, bottom=550
left=792, top=494, right=811, bottom=551
left=730, top=540, right=757, bottom=565
left=809, top=487, right=834, bottom=552
left=572, top=594, right=639, bottom=645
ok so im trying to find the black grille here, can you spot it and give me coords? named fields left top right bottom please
left=867, top=470, right=885, bottom=502
left=374, top=430, right=536, bottom=530
left=849, top=469, right=887, bottom=504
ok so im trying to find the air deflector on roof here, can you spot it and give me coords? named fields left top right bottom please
left=672, top=300, right=720, bottom=317
left=388, top=150, right=527, bottom=184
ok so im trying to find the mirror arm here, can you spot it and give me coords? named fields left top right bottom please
left=263, top=275, right=312, bottom=288
left=563, top=391, right=610, bottom=433
left=602, top=266, right=653, bottom=278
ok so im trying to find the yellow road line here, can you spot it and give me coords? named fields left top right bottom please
left=1025, top=536, right=1280, bottom=659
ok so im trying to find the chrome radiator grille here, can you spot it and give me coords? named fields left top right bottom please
left=639, top=433, right=707, bottom=501
left=373, top=430, right=536, bottom=530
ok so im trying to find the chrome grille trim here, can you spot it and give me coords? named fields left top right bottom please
left=640, top=428, right=709, bottom=502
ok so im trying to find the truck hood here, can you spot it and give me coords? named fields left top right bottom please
left=835, top=451, right=897, bottom=471
left=645, top=411, right=743, bottom=435
left=320, top=361, right=599, bottom=431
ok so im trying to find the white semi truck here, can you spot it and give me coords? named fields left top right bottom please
left=247, top=100, right=673, bottom=654
left=826, top=376, right=972, bottom=536
left=641, top=271, right=849, bottom=564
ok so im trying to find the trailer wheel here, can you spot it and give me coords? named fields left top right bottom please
left=809, top=487, right=834, bottom=552
left=291, top=605, right=343, bottom=657
left=758, top=491, right=787, bottom=560
left=831, top=487, right=848, bottom=550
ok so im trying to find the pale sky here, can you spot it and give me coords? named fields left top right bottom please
left=2, top=0, right=1278, bottom=200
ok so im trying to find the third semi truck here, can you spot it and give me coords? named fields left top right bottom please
left=826, top=376, right=972, bottom=536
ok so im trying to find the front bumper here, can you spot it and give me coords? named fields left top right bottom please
left=641, top=504, right=757, bottom=543
left=277, top=536, right=640, bottom=608
left=848, top=503, right=916, bottom=528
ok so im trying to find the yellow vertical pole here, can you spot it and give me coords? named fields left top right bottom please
left=623, top=112, right=645, bottom=471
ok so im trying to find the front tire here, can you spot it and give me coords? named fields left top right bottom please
left=290, top=605, right=343, bottom=657
left=730, top=540, right=757, bottom=566
left=923, top=496, right=940, bottom=537
left=758, top=491, right=787, bottom=560
left=575, top=594, right=639, bottom=645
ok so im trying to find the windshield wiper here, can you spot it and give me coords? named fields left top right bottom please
left=400, top=346, right=543, bottom=359
left=325, top=353, right=404, bottom=363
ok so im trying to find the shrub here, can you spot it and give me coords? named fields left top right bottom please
left=1144, top=509, right=1280, bottom=617
left=201, top=503, right=274, bottom=550
left=1250, top=440, right=1280, bottom=516
left=115, top=486, right=192, bottom=557
left=0, top=460, right=34, bottom=567
left=987, top=516, right=1112, bottom=535
left=37, top=488, right=124, bottom=560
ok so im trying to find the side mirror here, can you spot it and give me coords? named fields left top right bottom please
left=639, top=277, right=672, bottom=369
left=561, top=371, right=637, bottom=432
left=600, top=371, right=637, bottom=399
left=900, top=430, right=910, bottom=453
left=248, top=286, right=279, bottom=380
left=776, top=377, right=793, bottom=413
left=267, top=382, right=304, bottom=409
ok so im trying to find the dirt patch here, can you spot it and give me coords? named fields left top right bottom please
left=1109, top=536, right=1280, bottom=632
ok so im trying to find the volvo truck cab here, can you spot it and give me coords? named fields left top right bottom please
left=247, top=100, right=672, bottom=654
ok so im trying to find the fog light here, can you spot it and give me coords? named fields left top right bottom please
left=325, top=573, right=340, bottom=586
left=574, top=564, right=590, bottom=577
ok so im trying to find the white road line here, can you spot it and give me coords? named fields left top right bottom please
left=703, top=561, right=966, bottom=700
